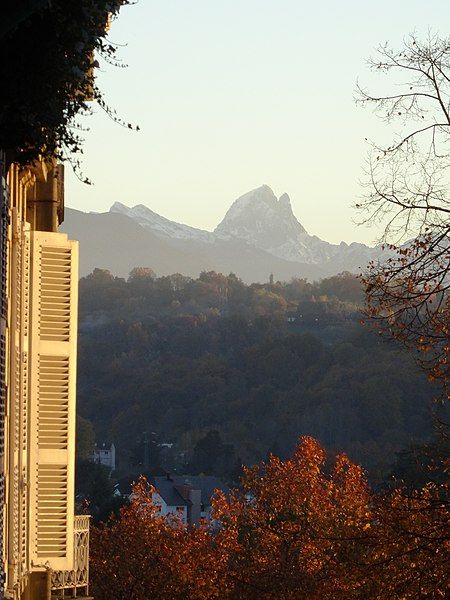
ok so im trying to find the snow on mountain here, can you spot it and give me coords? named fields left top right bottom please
left=62, top=207, right=322, bottom=282
left=110, top=201, right=215, bottom=243
left=215, top=185, right=324, bottom=263
left=214, top=185, right=381, bottom=265
left=109, top=186, right=382, bottom=273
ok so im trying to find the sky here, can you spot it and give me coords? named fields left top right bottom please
left=65, top=0, right=450, bottom=245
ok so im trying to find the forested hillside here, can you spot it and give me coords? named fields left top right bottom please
left=77, top=269, right=440, bottom=483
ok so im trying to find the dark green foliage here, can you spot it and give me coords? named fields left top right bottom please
left=0, top=0, right=131, bottom=169
left=76, top=270, right=443, bottom=483
left=130, top=432, right=161, bottom=471
left=76, top=460, right=113, bottom=514
left=76, top=414, right=96, bottom=460
left=188, top=430, right=236, bottom=477
left=76, top=459, right=127, bottom=523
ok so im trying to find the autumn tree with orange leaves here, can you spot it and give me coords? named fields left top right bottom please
left=90, top=437, right=449, bottom=599
left=211, top=437, right=372, bottom=599
left=90, top=477, right=222, bottom=599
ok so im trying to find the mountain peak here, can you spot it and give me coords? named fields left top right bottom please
left=213, top=186, right=314, bottom=263
left=228, top=185, right=278, bottom=210
left=110, top=201, right=128, bottom=213
left=279, top=192, right=291, bottom=209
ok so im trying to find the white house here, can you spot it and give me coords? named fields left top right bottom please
left=150, top=475, right=229, bottom=526
left=92, top=442, right=116, bottom=471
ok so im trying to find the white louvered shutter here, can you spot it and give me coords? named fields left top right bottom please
left=18, top=226, right=30, bottom=575
left=28, top=232, right=78, bottom=571
left=7, top=215, right=31, bottom=585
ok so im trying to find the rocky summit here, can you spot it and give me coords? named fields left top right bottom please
left=214, top=186, right=311, bottom=262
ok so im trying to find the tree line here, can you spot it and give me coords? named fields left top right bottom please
left=76, top=268, right=441, bottom=492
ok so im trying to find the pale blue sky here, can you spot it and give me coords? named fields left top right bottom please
left=65, top=0, right=450, bottom=244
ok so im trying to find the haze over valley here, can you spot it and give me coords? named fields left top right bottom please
left=62, top=185, right=383, bottom=281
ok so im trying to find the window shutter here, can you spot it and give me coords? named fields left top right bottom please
left=28, top=232, right=78, bottom=571
left=18, top=228, right=30, bottom=574
left=0, top=159, right=7, bottom=591
left=8, top=217, right=31, bottom=583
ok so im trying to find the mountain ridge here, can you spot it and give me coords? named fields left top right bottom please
left=110, top=185, right=381, bottom=267
left=61, top=207, right=324, bottom=282
left=61, top=185, right=381, bottom=281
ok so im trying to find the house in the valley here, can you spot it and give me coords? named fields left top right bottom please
left=92, top=442, right=116, bottom=471
left=150, top=474, right=229, bottom=525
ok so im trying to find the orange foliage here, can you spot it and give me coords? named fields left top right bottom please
left=90, top=479, right=222, bottom=599
left=90, top=437, right=449, bottom=599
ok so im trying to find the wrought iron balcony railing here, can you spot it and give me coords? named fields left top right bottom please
left=51, top=515, right=90, bottom=596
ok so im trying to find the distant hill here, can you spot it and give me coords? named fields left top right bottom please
left=61, top=208, right=322, bottom=281
left=62, top=185, right=383, bottom=281
left=75, top=270, right=440, bottom=483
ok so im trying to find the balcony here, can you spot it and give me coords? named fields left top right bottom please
left=51, top=515, right=91, bottom=598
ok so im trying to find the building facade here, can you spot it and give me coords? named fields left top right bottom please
left=0, top=153, right=90, bottom=599
left=150, top=475, right=230, bottom=526
left=91, top=443, right=115, bottom=472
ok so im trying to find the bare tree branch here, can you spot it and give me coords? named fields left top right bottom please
left=357, top=33, right=450, bottom=399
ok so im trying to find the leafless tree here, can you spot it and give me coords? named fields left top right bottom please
left=357, top=34, right=450, bottom=397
